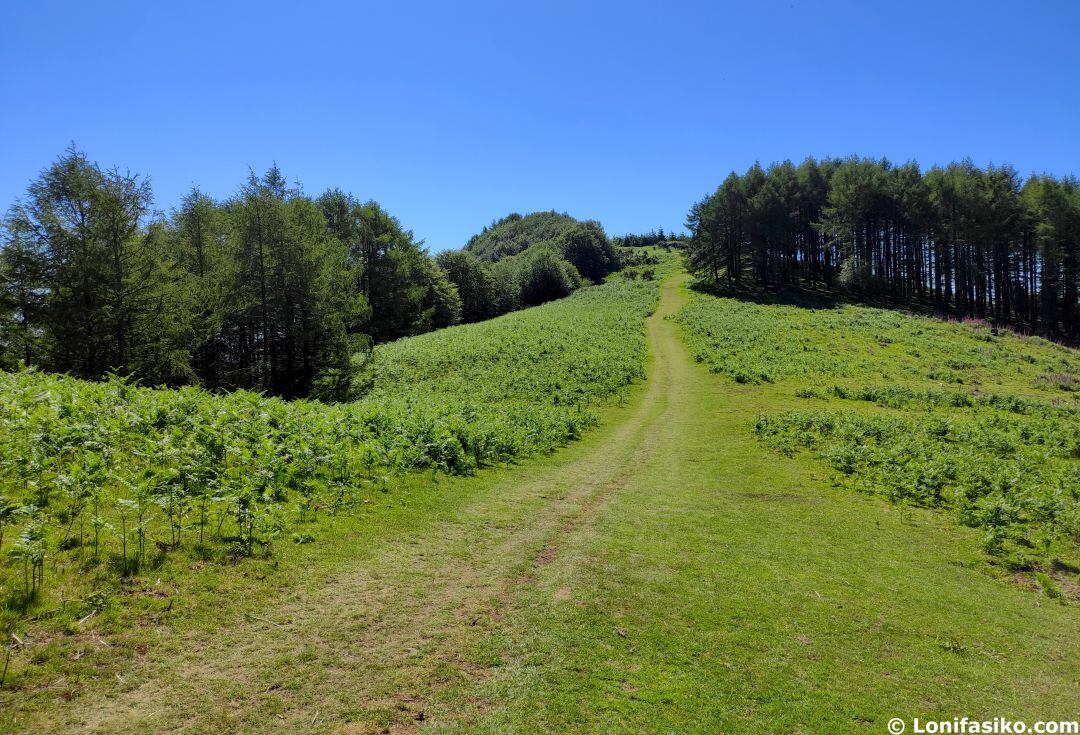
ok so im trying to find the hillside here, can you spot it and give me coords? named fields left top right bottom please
left=2, top=258, right=1078, bottom=735
left=0, top=269, right=668, bottom=707
left=3, top=3, right=1077, bottom=731
left=677, top=286, right=1080, bottom=586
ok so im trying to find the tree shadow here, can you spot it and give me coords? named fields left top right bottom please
left=688, top=278, right=952, bottom=318
left=688, top=279, right=849, bottom=310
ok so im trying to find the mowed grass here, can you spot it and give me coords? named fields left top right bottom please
left=429, top=275, right=1079, bottom=733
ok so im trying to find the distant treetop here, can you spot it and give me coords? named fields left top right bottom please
left=465, top=211, right=582, bottom=261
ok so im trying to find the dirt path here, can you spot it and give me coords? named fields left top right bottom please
left=32, top=274, right=692, bottom=734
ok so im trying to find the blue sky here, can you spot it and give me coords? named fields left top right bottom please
left=2, top=0, right=1078, bottom=250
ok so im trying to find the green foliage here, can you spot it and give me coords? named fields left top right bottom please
left=462, top=210, right=618, bottom=305
left=1, top=146, right=192, bottom=383
left=612, top=227, right=688, bottom=249
left=685, top=156, right=1080, bottom=341
left=435, top=250, right=507, bottom=323
left=618, top=248, right=661, bottom=269
left=551, top=221, right=617, bottom=281
left=318, top=192, right=460, bottom=343
left=215, top=169, right=367, bottom=399
left=465, top=211, right=581, bottom=261
left=1035, top=572, right=1067, bottom=603
left=676, top=294, right=1077, bottom=389
left=0, top=149, right=475, bottom=400
left=494, top=243, right=583, bottom=306
left=754, top=405, right=1079, bottom=562
left=676, top=288, right=1080, bottom=572
left=0, top=275, right=660, bottom=620
left=1, top=154, right=630, bottom=400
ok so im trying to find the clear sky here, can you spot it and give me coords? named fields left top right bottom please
left=2, top=0, right=1078, bottom=250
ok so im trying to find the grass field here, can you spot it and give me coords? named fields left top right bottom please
left=1, top=260, right=1078, bottom=734
left=676, top=286, right=1080, bottom=587
left=0, top=267, right=667, bottom=708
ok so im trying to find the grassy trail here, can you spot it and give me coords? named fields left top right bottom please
left=21, top=272, right=1079, bottom=733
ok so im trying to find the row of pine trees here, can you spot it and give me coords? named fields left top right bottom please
left=686, top=158, right=1080, bottom=341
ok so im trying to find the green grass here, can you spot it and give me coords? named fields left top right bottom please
left=674, top=288, right=1077, bottom=393
left=428, top=273, right=1080, bottom=734
left=1, top=261, right=1077, bottom=734
left=676, top=284, right=1080, bottom=588
left=364, top=274, right=655, bottom=418
left=0, top=268, right=669, bottom=697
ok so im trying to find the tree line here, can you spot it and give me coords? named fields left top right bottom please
left=612, top=227, right=687, bottom=249
left=0, top=148, right=618, bottom=398
left=686, top=157, right=1080, bottom=342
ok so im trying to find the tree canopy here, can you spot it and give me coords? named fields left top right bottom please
left=0, top=149, right=466, bottom=399
left=433, top=210, right=618, bottom=324
left=686, top=157, right=1080, bottom=342
left=0, top=151, right=627, bottom=398
left=465, top=211, right=577, bottom=261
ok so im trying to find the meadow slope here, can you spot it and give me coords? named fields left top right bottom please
left=676, top=286, right=1080, bottom=583
left=0, top=269, right=665, bottom=722
left=1, top=264, right=1077, bottom=734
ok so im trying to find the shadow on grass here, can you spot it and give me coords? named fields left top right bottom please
left=689, top=279, right=853, bottom=311
left=687, top=278, right=971, bottom=321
